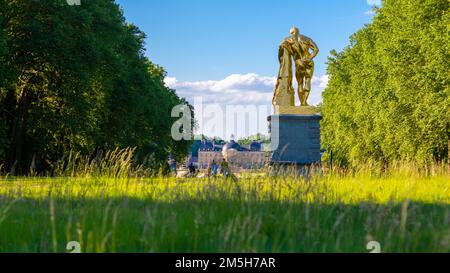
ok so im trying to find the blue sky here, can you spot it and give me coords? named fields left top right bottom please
left=116, top=0, right=378, bottom=81
left=115, top=0, right=380, bottom=138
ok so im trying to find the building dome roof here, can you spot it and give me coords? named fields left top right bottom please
left=222, top=140, right=241, bottom=152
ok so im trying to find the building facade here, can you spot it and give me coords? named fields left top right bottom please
left=198, top=151, right=267, bottom=170
left=197, top=140, right=267, bottom=170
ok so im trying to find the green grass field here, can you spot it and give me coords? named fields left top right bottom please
left=0, top=166, right=449, bottom=253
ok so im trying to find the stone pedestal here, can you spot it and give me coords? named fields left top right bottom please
left=267, top=114, right=322, bottom=166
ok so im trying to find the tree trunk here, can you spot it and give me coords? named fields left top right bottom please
left=5, top=85, right=30, bottom=175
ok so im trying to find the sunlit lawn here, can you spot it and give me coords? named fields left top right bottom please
left=0, top=167, right=448, bottom=253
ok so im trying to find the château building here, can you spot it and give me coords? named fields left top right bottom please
left=187, top=139, right=267, bottom=170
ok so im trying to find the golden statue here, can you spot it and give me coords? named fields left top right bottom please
left=273, top=27, right=319, bottom=114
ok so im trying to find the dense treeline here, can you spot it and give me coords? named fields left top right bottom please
left=0, top=0, right=193, bottom=174
left=322, top=0, right=449, bottom=167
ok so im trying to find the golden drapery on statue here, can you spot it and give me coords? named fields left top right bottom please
left=273, top=27, right=319, bottom=114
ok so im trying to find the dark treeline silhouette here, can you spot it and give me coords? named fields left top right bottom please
left=0, top=0, right=193, bottom=174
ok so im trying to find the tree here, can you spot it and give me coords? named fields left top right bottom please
left=0, top=0, right=193, bottom=174
left=0, top=9, right=11, bottom=160
left=321, top=0, right=449, bottom=167
left=237, top=133, right=269, bottom=145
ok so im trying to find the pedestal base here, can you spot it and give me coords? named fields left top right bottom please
left=268, top=114, right=323, bottom=165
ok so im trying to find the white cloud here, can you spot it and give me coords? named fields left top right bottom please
left=166, top=73, right=329, bottom=106
left=164, top=76, right=178, bottom=87
left=166, top=73, right=329, bottom=139
left=365, top=0, right=381, bottom=16
left=366, top=0, right=381, bottom=6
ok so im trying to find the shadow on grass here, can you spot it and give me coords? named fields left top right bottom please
left=0, top=195, right=448, bottom=253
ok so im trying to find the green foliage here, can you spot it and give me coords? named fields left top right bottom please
left=0, top=0, right=193, bottom=173
left=0, top=9, right=10, bottom=160
left=237, top=133, right=269, bottom=145
left=322, top=0, right=450, bottom=167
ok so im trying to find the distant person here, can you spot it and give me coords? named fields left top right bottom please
left=206, top=163, right=212, bottom=178
left=220, top=159, right=229, bottom=177
left=167, top=158, right=177, bottom=177
left=188, top=162, right=196, bottom=177
left=220, top=159, right=237, bottom=182
left=206, top=160, right=219, bottom=178
left=211, top=160, right=219, bottom=177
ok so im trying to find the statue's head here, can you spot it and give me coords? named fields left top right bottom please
left=290, top=26, right=300, bottom=36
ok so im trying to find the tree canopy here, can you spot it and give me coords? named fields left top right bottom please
left=0, top=0, right=193, bottom=174
left=322, top=0, right=449, bottom=167
left=237, top=133, right=269, bottom=145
